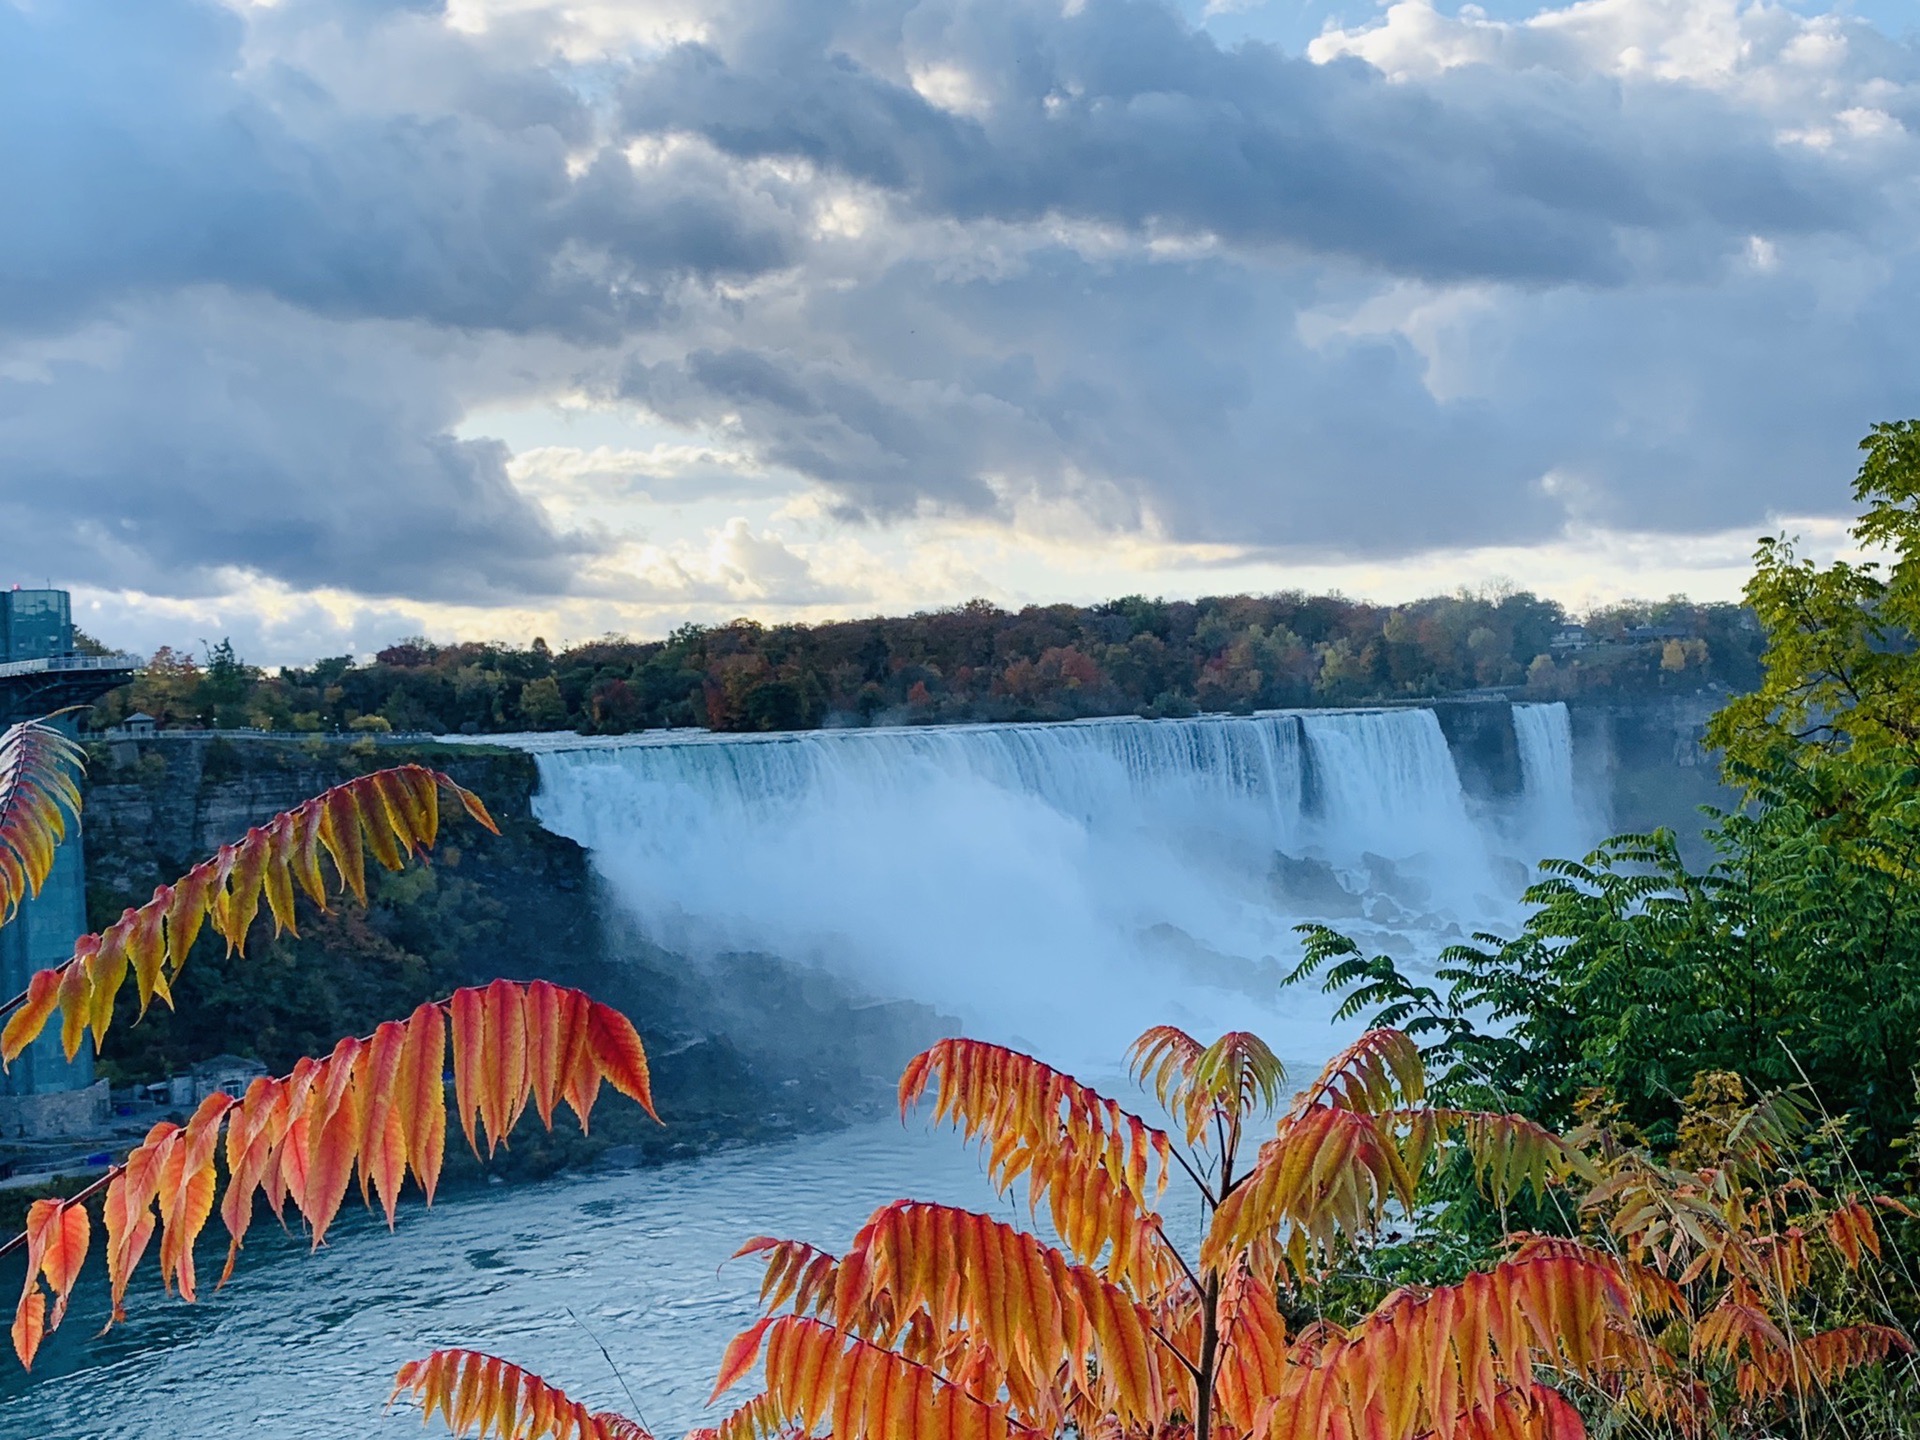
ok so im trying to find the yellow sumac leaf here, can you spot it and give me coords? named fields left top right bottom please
left=319, top=785, right=370, bottom=906
left=220, top=830, right=272, bottom=955
left=355, top=776, right=405, bottom=874
left=525, top=979, right=576, bottom=1130
left=1, top=965, right=62, bottom=1065
left=85, top=925, right=129, bottom=1050
left=373, top=769, right=425, bottom=858
left=0, top=720, right=85, bottom=929
left=127, top=894, right=170, bottom=1015
left=262, top=813, right=300, bottom=936
left=165, top=862, right=218, bottom=973
left=55, top=952, right=91, bottom=1061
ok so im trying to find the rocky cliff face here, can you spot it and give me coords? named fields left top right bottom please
left=1569, top=695, right=1738, bottom=856
left=1429, top=694, right=1734, bottom=856
left=77, top=736, right=949, bottom=1176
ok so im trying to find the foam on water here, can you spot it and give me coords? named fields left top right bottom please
left=518, top=706, right=1592, bottom=1066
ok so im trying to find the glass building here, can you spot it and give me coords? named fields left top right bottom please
left=1, top=589, right=73, bottom=663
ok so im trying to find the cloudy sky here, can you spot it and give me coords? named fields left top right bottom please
left=1, top=0, right=1914, bottom=663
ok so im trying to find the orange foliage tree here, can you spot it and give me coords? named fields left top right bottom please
left=401, top=1028, right=1655, bottom=1440
left=1568, top=1079, right=1913, bottom=1430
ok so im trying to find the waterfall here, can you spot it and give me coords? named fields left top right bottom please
left=1300, top=709, right=1474, bottom=853
left=515, top=708, right=1592, bottom=1065
left=1512, top=701, right=1586, bottom=861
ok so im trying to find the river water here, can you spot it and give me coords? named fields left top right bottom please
left=0, top=1121, right=1076, bottom=1439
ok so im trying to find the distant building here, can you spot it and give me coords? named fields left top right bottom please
left=117, top=711, right=157, bottom=737
left=1549, top=624, right=1591, bottom=652
left=165, top=1055, right=270, bottom=1109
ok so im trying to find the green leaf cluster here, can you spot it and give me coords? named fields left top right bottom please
left=1293, top=421, right=1920, bottom=1173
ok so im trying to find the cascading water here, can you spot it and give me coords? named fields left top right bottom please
left=1511, top=702, right=1587, bottom=862
left=516, top=705, right=1594, bottom=1066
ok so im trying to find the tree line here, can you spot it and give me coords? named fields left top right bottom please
left=89, top=588, right=1761, bottom=737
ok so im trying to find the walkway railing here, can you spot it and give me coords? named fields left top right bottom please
left=0, top=652, right=142, bottom=680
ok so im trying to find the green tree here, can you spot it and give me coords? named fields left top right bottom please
left=1710, top=420, right=1920, bottom=782
left=518, top=675, right=567, bottom=729
left=1292, top=422, right=1920, bottom=1170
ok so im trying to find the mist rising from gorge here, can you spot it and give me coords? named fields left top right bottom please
left=517, top=703, right=1599, bottom=1070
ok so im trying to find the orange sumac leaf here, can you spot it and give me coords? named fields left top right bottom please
left=525, top=979, right=577, bottom=1130
left=1204, top=1105, right=1417, bottom=1274
left=587, top=1002, right=657, bottom=1123
left=480, top=978, right=530, bottom=1154
left=355, top=1020, right=410, bottom=1225
left=1, top=767, right=498, bottom=1066
left=1, top=966, right=61, bottom=1067
left=711, top=1316, right=774, bottom=1402
left=4, top=981, right=648, bottom=1365
left=10, top=1198, right=90, bottom=1369
left=1260, top=1250, right=1636, bottom=1440
left=451, top=985, right=487, bottom=1157
left=105, top=1122, right=172, bottom=1324
left=900, top=1038, right=1170, bottom=1218
left=1826, top=1197, right=1881, bottom=1269
left=302, top=1037, right=368, bottom=1248
left=398, top=999, right=450, bottom=1206
left=8, top=1290, right=44, bottom=1375
left=392, top=1348, right=647, bottom=1440
left=711, top=1315, right=1048, bottom=1440
left=810, top=1200, right=1165, bottom=1428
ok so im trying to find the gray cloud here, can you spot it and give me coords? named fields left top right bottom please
left=3, top=0, right=1916, bottom=610
left=622, top=0, right=1862, bottom=287
left=0, top=0, right=802, bottom=340
left=619, top=232, right=1913, bottom=555
left=0, top=296, right=588, bottom=601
